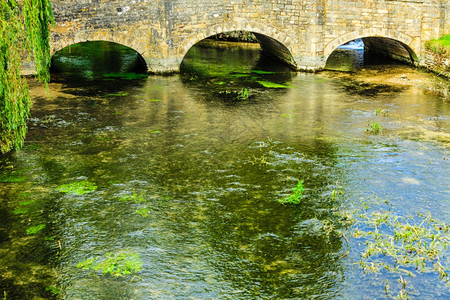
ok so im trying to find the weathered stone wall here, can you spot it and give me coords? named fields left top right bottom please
left=47, top=0, right=449, bottom=73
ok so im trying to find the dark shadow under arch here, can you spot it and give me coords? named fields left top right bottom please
left=325, top=36, right=419, bottom=71
left=362, top=37, right=418, bottom=64
left=180, top=31, right=297, bottom=71
left=51, top=41, right=147, bottom=79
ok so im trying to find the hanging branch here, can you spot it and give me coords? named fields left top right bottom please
left=0, top=0, right=54, bottom=154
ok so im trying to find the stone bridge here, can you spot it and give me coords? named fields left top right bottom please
left=49, top=0, right=449, bottom=73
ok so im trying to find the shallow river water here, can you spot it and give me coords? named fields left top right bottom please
left=0, top=42, right=449, bottom=299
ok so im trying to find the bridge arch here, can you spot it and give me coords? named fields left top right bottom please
left=50, top=31, right=149, bottom=69
left=324, top=29, right=419, bottom=64
left=178, top=20, right=298, bottom=69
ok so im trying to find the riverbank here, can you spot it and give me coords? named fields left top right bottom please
left=324, top=64, right=449, bottom=98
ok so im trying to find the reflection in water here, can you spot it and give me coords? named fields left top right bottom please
left=51, top=41, right=147, bottom=80
left=0, top=41, right=448, bottom=299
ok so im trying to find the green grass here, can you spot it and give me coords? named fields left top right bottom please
left=425, top=34, right=450, bottom=54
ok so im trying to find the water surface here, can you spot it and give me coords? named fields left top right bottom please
left=0, top=41, right=449, bottom=299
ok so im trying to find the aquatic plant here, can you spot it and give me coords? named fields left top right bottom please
left=251, top=155, right=270, bottom=166
left=230, top=73, right=250, bottom=78
left=237, top=88, right=249, bottom=101
left=13, top=208, right=29, bottom=215
left=0, top=174, right=27, bottom=183
left=26, top=224, right=45, bottom=235
left=367, top=121, right=382, bottom=134
left=118, top=192, right=146, bottom=203
left=56, top=180, right=97, bottom=195
left=45, top=286, right=60, bottom=295
left=342, top=196, right=450, bottom=298
left=136, top=207, right=149, bottom=217
left=106, top=92, right=128, bottom=97
left=257, top=81, right=292, bottom=88
left=278, top=180, right=305, bottom=204
left=218, top=88, right=250, bottom=101
left=375, top=109, right=382, bottom=116
left=76, top=251, right=143, bottom=277
left=251, top=70, right=276, bottom=75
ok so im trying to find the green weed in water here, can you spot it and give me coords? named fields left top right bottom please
left=257, top=81, right=292, bottom=88
left=0, top=174, right=27, bottom=183
left=45, top=286, right=61, bottom=295
left=344, top=197, right=450, bottom=297
left=281, top=113, right=293, bottom=118
left=251, top=70, right=276, bottom=75
left=278, top=180, right=305, bottom=204
left=56, top=180, right=97, bottom=195
left=118, top=193, right=146, bottom=203
left=107, top=92, right=128, bottom=97
left=230, top=73, right=250, bottom=78
left=150, top=130, right=162, bottom=134
left=367, top=121, right=382, bottom=134
left=18, top=200, right=35, bottom=206
left=375, top=108, right=388, bottom=116
left=13, top=208, right=29, bottom=215
left=26, top=224, right=45, bottom=235
left=76, top=251, right=143, bottom=277
left=136, top=207, right=149, bottom=217
left=237, top=88, right=249, bottom=101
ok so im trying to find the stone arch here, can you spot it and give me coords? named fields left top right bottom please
left=324, top=29, right=419, bottom=63
left=50, top=31, right=148, bottom=68
left=177, top=20, right=298, bottom=69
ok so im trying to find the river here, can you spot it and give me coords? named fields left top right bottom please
left=0, top=41, right=448, bottom=299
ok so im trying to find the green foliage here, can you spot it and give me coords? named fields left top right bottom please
left=237, top=88, right=249, bottom=101
left=0, top=174, right=27, bottom=183
left=57, top=180, right=97, bottom=195
left=26, top=224, right=45, bottom=235
left=367, top=121, right=382, bottom=134
left=425, top=34, right=450, bottom=54
left=76, top=251, right=143, bottom=277
left=13, top=208, right=29, bottom=215
left=278, top=180, right=305, bottom=204
left=118, top=192, right=146, bottom=203
left=251, top=70, right=277, bottom=75
left=106, top=92, right=129, bottom=97
left=257, top=81, right=292, bottom=88
left=45, top=286, right=60, bottom=295
left=345, top=197, right=450, bottom=298
left=135, top=207, right=149, bottom=217
left=0, top=0, right=54, bottom=153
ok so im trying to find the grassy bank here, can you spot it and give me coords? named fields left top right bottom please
left=425, top=34, right=450, bottom=54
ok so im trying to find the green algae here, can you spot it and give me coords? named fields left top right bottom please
left=56, top=180, right=97, bottom=195
left=76, top=251, right=143, bottom=277
left=26, top=224, right=46, bottom=235
left=257, top=81, right=292, bottom=88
